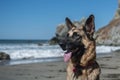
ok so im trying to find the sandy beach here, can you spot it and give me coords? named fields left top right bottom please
left=0, top=51, right=120, bottom=80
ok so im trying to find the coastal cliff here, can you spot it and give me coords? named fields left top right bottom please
left=96, top=1, right=120, bottom=45
left=95, top=18, right=120, bottom=45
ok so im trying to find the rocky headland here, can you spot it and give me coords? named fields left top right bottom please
left=95, top=2, right=120, bottom=46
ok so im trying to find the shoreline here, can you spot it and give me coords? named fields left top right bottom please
left=0, top=51, right=120, bottom=80
left=0, top=57, right=63, bottom=66
left=0, top=51, right=114, bottom=66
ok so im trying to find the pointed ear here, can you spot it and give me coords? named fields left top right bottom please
left=85, top=14, right=95, bottom=36
left=65, top=17, right=76, bottom=30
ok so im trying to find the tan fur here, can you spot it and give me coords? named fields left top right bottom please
left=66, top=27, right=101, bottom=80
left=64, top=15, right=101, bottom=80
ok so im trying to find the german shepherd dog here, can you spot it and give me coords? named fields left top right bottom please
left=57, top=15, right=101, bottom=80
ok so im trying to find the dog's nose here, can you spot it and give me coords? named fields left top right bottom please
left=58, top=39, right=67, bottom=51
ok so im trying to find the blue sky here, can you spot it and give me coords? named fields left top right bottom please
left=0, top=0, right=118, bottom=40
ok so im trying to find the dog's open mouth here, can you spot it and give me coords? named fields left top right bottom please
left=64, top=51, right=72, bottom=62
left=64, top=48, right=79, bottom=62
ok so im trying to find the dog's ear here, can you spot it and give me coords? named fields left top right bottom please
left=85, top=14, right=95, bottom=37
left=65, top=17, right=76, bottom=30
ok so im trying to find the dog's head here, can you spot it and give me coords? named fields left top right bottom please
left=58, top=15, right=95, bottom=54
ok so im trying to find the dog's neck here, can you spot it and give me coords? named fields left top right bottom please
left=82, top=35, right=94, bottom=48
left=71, top=45, right=85, bottom=65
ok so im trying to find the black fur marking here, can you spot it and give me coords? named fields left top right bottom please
left=71, top=44, right=85, bottom=78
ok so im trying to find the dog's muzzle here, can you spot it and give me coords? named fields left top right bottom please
left=58, top=38, right=67, bottom=51
left=58, top=37, right=83, bottom=62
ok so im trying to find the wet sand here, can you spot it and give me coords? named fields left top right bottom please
left=0, top=51, right=120, bottom=80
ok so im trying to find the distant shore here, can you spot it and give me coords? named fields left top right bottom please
left=0, top=51, right=120, bottom=80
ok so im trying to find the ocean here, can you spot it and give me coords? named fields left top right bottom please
left=0, top=40, right=120, bottom=65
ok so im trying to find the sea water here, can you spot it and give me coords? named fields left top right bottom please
left=0, top=40, right=120, bottom=65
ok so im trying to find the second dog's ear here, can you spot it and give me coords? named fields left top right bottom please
left=85, top=14, right=95, bottom=37
left=65, top=17, right=76, bottom=30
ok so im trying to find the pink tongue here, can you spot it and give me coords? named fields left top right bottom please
left=64, top=52, right=72, bottom=62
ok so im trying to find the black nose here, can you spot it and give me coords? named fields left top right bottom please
left=59, top=43, right=66, bottom=50
left=58, top=39, right=67, bottom=51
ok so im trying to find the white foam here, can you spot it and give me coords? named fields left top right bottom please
left=0, top=44, right=63, bottom=60
left=0, top=43, right=120, bottom=60
left=96, top=45, right=120, bottom=54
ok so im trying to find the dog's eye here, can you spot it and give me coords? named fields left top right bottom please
left=73, top=32, right=79, bottom=37
left=72, top=32, right=82, bottom=40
